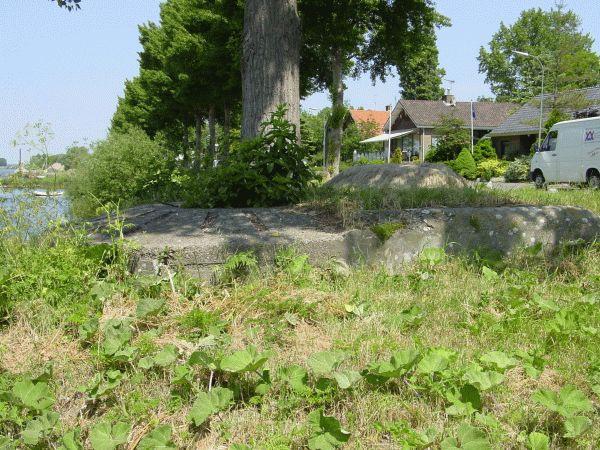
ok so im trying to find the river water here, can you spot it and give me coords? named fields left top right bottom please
left=0, top=189, right=70, bottom=231
left=0, top=167, right=16, bottom=178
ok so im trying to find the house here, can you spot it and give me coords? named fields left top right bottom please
left=345, top=109, right=391, bottom=131
left=352, top=92, right=517, bottom=160
left=47, top=162, right=65, bottom=173
left=489, top=86, right=600, bottom=158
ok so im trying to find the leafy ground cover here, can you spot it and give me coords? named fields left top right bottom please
left=1, top=195, right=600, bottom=448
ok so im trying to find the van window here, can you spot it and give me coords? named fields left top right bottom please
left=542, top=130, right=558, bottom=152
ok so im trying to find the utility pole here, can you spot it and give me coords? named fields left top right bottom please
left=512, top=50, right=545, bottom=147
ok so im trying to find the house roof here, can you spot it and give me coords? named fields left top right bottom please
left=489, top=86, right=600, bottom=137
left=392, top=100, right=518, bottom=130
left=348, top=109, right=390, bottom=131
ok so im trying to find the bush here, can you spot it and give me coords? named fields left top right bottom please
left=425, top=116, right=470, bottom=162
left=452, top=149, right=478, bottom=180
left=472, top=139, right=497, bottom=163
left=353, top=157, right=385, bottom=166
left=477, top=159, right=508, bottom=181
left=504, top=157, right=531, bottom=182
left=182, top=106, right=315, bottom=208
left=67, top=128, right=177, bottom=217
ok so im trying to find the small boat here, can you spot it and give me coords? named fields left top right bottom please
left=33, top=190, right=63, bottom=198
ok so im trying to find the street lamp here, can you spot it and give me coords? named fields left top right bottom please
left=307, top=107, right=329, bottom=171
left=512, top=50, right=545, bottom=148
left=386, top=104, right=393, bottom=163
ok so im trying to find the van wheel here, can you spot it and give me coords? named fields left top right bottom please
left=588, top=171, right=600, bottom=189
left=533, top=172, right=545, bottom=189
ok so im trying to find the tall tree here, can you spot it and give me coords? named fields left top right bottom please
left=397, top=33, right=446, bottom=100
left=300, top=0, right=443, bottom=174
left=113, top=0, right=243, bottom=162
left=478, top=5, right=600, bottom=102
left=242, top=0, right=301, bottom=139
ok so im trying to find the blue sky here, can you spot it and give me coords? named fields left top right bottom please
left=1, top=1, right=599, bottom=163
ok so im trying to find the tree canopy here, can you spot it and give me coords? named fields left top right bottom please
left=299, top=0, right=445, bottom=173
left=112, top=0, right=243, bottom=161
left=478, top=5, right=600, bottom=102
left=52, top=0, right=81, bottom=11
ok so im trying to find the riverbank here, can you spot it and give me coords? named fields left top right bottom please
left=0, top=171, right=71, bottom=190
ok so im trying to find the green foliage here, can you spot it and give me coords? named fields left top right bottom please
left=440, top=423, right=490, bottom=449
left=82, top=370, right=125, bottom=402
left=370, top=221, right=405, bottom=242
left=219, top=251, right=258, bottom=284
left=136, top=297, right=166, bottom=319
left=89, top=421, right=131, bottom=450
left=274, top=247, right=311, bottom=279
left=188, top=387, right=234, bottom=427
left=478, top=5, right=600, bottom=102
left=477, top=159, right=508, bottom=181
left=425, top=116, right=471, bottom=162
left=67, top=127, right=176, bottom=217
left=11, top=380, right=54, bottom=412
left=137, top=425, right=176, bottom=449
left=453, top=149, right=478, bottom=180
left=306, top=410, right=350, bottom=450
left=527, top=432, right=549, bottom=450
left=374, top=420, right=436, bottom=447
left=544, top=108, right=571, bottom=132
left=504, top=157, right=531, bottom=182
left=220, top=346, right=273, bottom=373
left=532, top=385, right=592, bottom=418
left=101, top=319, right=133, bottom=357
left=182, top=107, right=315, bottom=208
left=341, top=121, right=381, bottom=162
left=472, top=139, right=497, bottom=163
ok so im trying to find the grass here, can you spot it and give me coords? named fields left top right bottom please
left=1, top=194, right=599, bottom=448
left=306, top=185, right=600, bottom=227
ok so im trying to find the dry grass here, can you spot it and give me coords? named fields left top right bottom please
left=0, top=244, right=599, bottom=448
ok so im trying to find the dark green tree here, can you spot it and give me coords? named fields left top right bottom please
left=113, top=0, right=243, bottom=162
left=397, top=33, right=446, bottom=100
left=478, top=5, right=600, bottom=102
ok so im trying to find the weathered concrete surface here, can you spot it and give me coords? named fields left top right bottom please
left=90, top=204, right=600, bottom=277
left=326, top=163, right=468, bottom=190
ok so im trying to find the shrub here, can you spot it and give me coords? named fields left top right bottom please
left=182, top=106, right=315, bottom=208
left=353, top=157, right=385, bottom=166
left=477, top=159, right=508, bottom=181
left=472, top=139, right=497, bottom=163
left=452, top=149, right=478, bottom=180
left=504, top=157, right=531, bottom=182
left=67, top=128, right=176, bottom=217
left=425, top=116, right=470, bottom=162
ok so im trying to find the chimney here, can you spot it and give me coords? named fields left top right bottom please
left=443, top=89, right=456, bottom=106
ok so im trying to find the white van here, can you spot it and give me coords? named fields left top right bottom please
left=530, top=117, right=600, bottom=188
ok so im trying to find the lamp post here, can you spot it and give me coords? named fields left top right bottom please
left=308, top=107, right=329, bottom=171
left=386, top=104, right=392, bottom=163
left=512, top=50, right=545, bottom=148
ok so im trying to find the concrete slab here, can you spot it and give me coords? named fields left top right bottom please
left=90, top=204, right=600, bottom=278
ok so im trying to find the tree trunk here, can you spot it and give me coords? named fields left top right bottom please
left=329, top=50, right=345, bottom=176
left=182, top=122, right=190, bottom=164
left=194, top=113, right=203, bottom=157
left=223, top=104, right=231, bottom=157
left=208, top=105, right=216, bottom=159
left=242, top=0, right=300, bottom=139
